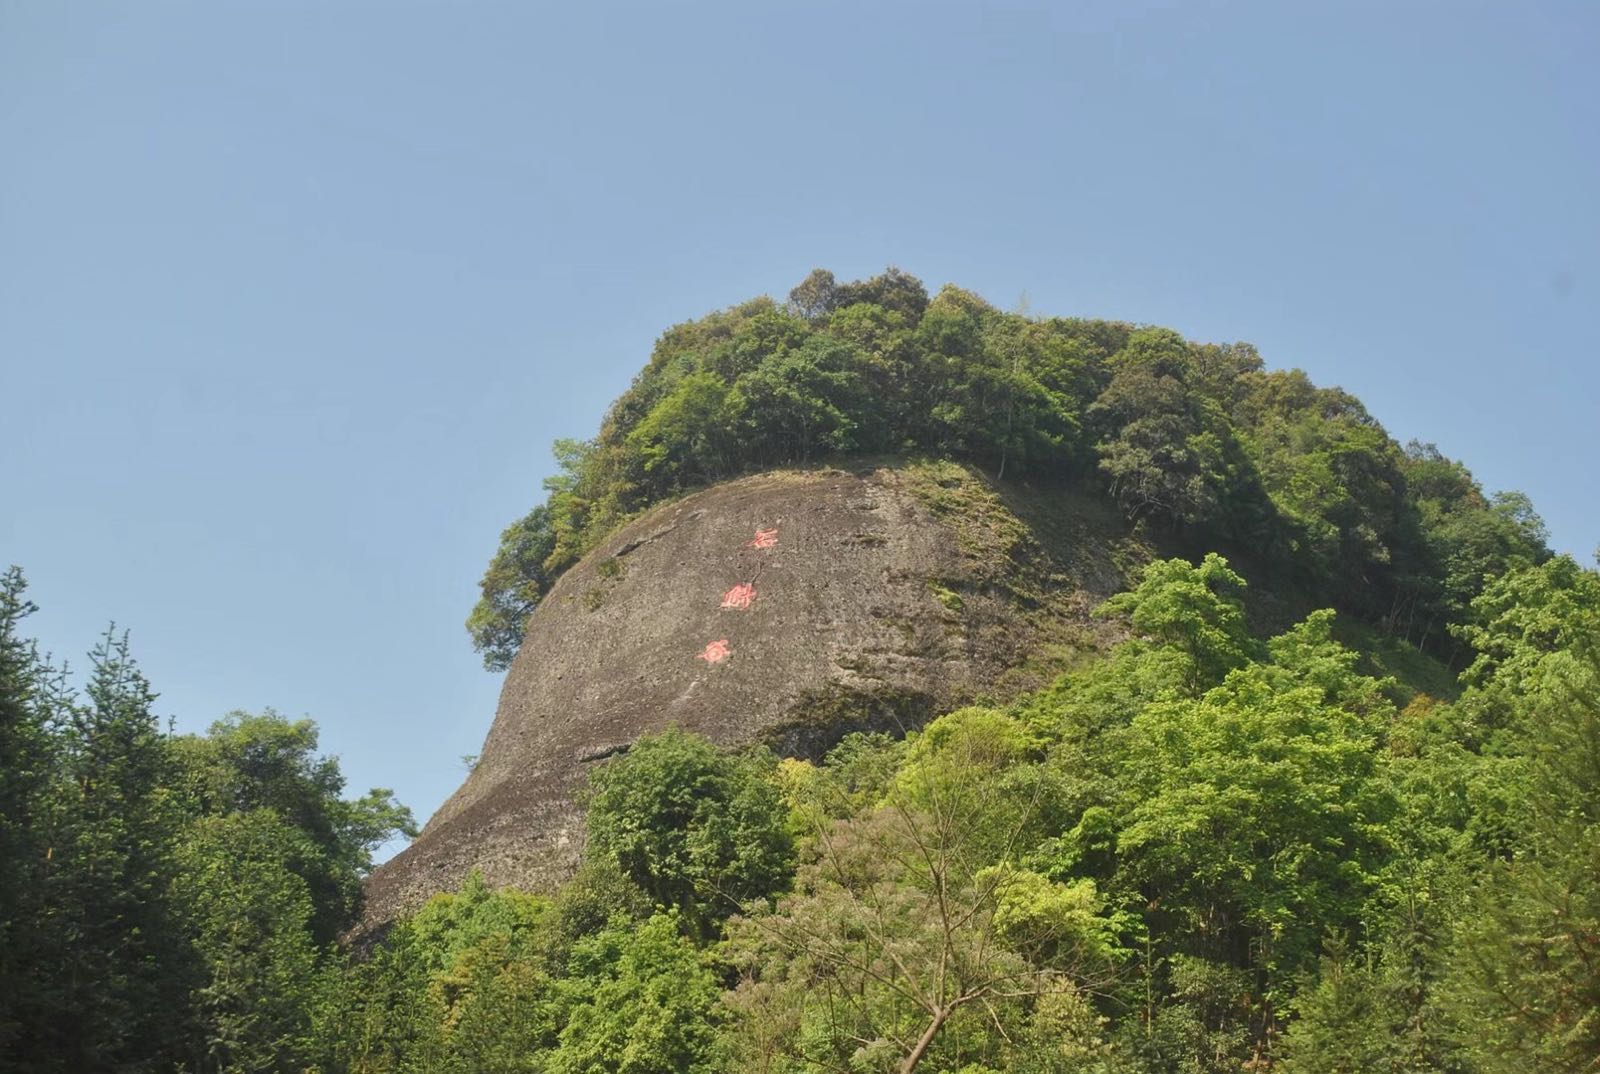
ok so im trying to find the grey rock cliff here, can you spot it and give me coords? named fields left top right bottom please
left=362, top=463, right=1130, bottom=926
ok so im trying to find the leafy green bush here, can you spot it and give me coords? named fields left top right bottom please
left=583, top=729, right=795, bottom=932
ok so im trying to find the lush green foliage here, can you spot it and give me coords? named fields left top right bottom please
left=583, top=728, right=795, bottom=933
left=0, top=567, right=60, bottom=1061
left=12, top=539, right=1600, bottom=1071
left=0, top=569, right=415, bottom=1074
left=469, top=269, right=1546, bottom=671
left=335, top=550, right=1600, bottom=1074
left=311, top=871, right=724, bottom=1074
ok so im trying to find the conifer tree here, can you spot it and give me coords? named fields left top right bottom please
left=44, top=626, right=194, bottom=1072
left=0, top=567, right=57, bottom=1070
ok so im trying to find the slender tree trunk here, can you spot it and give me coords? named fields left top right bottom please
left=901, top=1005, right=951, bottom=1074
left=998, top=347, right=1020, bottom=481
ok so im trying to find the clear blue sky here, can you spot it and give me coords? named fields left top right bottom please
left=3, top=1, right=1595, bottom=856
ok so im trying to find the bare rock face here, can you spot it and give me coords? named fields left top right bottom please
left=361, top=462, right=1130, bottom=926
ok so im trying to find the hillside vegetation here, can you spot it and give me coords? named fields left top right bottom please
left=2, top=270, right=1595, bottom=1074
left=470, top=268, right=1547, bottom=673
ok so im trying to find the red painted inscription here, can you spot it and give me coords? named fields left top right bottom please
left=697, top=639, right=732, bottom=664
left=720, top=583, right=756, bottom=610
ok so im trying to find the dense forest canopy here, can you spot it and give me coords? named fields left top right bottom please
left=5, top=270, right=1597, bottom=1073
left=469, top=268, right=1549, bottom=671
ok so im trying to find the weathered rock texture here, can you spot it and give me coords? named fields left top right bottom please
left=362, top=462, right=1134, bottom=926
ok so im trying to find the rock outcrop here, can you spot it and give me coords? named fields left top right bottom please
left=362, top=462, right=1133, bottom=926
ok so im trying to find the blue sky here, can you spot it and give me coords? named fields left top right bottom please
left=3, top=1, right=1596, bottom=856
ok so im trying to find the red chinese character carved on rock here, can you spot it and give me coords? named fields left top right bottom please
left=719, top=583, right=756, bottom=610
left=747, top=528, right=779, bottom=549
left=697, top=639, right=731, bottom=664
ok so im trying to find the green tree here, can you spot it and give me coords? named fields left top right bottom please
left=786, top=267, right=838, bottom=322
left=1090, top=329, right=1237, bottom=527
left=1278, top=941, right=1405, bottom=1074
left=726, top=710, right=1120, bottom=1074
left=0, top=568, right=60, bottom=1070
left=979, top=315, right=1089, bottom=478
left=831, top=266, right=930, bottom=320
left=307, top=875, right=554, bottom=1074
left=910, top=298, right=1078, bottom=479
left=173, top=810, right=323, bottom=1074
left=1233, top=371, right=1427, bottom=628
left=1398, top=442, right=1549, bottom=652
left=306, top=919, right=444, bottom=1074
left=1455, top=555, right=1600, bottom=701
left=1095, top=553, right=1255, bottom=691
left=584, top=730, right=794, bottom=932
left=164, top=712, right=415, bottom=1073
left=548, top=911, right=723, bottom=1074
left=728, top=336, right=868, bottom=463
left=624, top=371, right=735, bottom=490
left=0, top=577, right=420, bottom=1074
left=1445, top=629, right=1600, bottom=1071
left=45, top=627, right=192, bottom=1072
left=1112, top=627, right=1397, bottom=1062
left=173, top=710, right=416, bottom=944
left=467, top=503, right=557, bottom=671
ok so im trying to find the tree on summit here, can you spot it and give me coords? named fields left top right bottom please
left=1090, top=328, right=1236, bottom=528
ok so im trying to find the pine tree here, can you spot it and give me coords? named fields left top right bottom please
left=0, top=567, right=58, bottom=1070
left=42, top=626, right=195, bottom=1072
